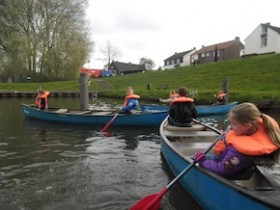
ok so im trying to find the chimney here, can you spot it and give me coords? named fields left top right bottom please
left=202, top=45, right=205, bottom=48
left=235, top=36, right=240, bottom=41
left=265, top=22, right=271, bottom=26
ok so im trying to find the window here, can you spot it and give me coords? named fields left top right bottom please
left=262, top=26, right=268, bottom=34
left=213, top=51, right=220, bottom=57
left=201, top=53, right=205, bottom=57
left=180, top=57, right=183, bottom=63
left=206, top=52, right=210, bottom=57
left=261, top=34, right=267, bottom=47
left=174, top=59, right=177, bottom=64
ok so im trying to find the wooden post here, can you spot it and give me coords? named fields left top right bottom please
left=222, top=79, right=229, bottom=103
left=80, top=73, right=89, bottom=110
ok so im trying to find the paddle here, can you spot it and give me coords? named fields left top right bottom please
left=129, top=123, right=226, bottom=210
left=101, top=112, right=119, bottom=132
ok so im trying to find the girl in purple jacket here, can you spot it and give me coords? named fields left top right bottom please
left=194, top=103, right=280, bottom=178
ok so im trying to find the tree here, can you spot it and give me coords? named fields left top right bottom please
left=0, top=0, right=93, bottom=82
left=139, top=57, right=155, bottom=70
left=214, top=45, right=219, bottom=62
left=100, top=41, right=121, bottom=68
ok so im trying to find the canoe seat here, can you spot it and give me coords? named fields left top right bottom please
left=230, top=167, right=275, bottom=191
left=75, top=110, right=92, bottom=115
left=164, top=124, right=206, bottom=132
left=164, top=131, right=218, bottom=137
left=56, top=109, right=68, bottom=113
left=91, top=112, right=113, bottom=115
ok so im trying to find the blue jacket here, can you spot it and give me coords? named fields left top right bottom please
left=121, top=98, right=139, bottom=112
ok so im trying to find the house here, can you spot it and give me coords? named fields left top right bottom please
left=163, top=48, right=196, bottom=69
left=193, top=37, right=244, bottom=64
left=109, top=61, right=146, bottom=75
left=244, top=23, right=280, bottom=56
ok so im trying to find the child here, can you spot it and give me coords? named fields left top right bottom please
left=194, top=102, right=280, bottom=178
left=168, top=87, right=197, bottom=127
left=121, top=87, right=140, bottom=113
left=215, top=90, right=227, bottom=105
left=169, top=90, right=178, bottom=100
left=35, top=90, right=50, bottom=110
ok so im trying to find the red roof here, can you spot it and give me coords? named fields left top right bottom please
left=196, top=39, right=240, bottom=54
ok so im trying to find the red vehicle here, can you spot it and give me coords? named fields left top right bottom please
left=80, top=68, right=102, bottom=78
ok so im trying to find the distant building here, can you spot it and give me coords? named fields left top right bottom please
left=193, top=37, right=244, bottom=64
left=163, top=48, right=196, bottom=69
left=244, top=23, right=280, bottom=56
left=109, top=61, right=146, bottom=75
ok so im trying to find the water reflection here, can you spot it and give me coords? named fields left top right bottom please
left=1, top=98, right=280, bottom=210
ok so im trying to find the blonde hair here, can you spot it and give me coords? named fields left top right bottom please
left=231, top=102, right=280, bottom=148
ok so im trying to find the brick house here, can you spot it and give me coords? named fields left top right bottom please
left=193, top=37, right=244, bottom=64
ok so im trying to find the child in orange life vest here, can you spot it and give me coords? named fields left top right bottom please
left=194, top=102, right=280, bottom=178
left=35, top=90, right=50, bottom=110
left=169, top=90, right=178, bottom=100
left=215, top=90, right=226, bottom=105
left=121, top=87, right=140, bottom=113
left=168, top=87, right=197, bottom=127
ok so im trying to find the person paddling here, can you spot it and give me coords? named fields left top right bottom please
left=121, top=87, right=140, bottom=113
left=215, top=90, right=227, bottom=105
left=168, top=87, right=197, bottom=127
left=35, top=90, right=50, bottom=110
left=194, top=102, right=280, bottom=178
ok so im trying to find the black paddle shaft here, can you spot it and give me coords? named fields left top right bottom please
left=166, top=123, right=227, bottom=190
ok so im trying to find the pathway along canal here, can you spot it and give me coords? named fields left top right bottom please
left=0, top=98, right=280, bottom=210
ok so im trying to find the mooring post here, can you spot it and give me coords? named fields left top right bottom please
left=80, top=73, right=89, bottom=110
left=222, top=79, right=229, bottom=103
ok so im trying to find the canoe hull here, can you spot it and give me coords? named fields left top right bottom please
left=160, top=119, right=277, bottom=210
left=141, top=101, right=238, bottom=116
left=22, top=104, right=167, bottom=126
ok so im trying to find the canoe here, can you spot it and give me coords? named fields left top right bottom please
left=141, top=101, right=238, bottom=116
left=160, top=118, right=280, bottom=210
left=21, top=104, right=167, bottom=126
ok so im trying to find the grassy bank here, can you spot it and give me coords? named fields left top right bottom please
left=1, top=54, right=280, bottom=105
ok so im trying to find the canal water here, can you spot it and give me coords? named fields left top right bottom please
left=0, top=98, right=279, bottom=210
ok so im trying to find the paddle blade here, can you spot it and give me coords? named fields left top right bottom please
left=129, top=188, right=167, bottom=210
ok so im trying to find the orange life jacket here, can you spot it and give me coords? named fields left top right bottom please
left=35, top=91, right=50, bottom=108
left=214, top=116, right=279, bottom=156
left=217, top=92, right=226, bottom=100
left=170, top=97, right=194, bottom=104
left=123, top=94, right=140, bottom=106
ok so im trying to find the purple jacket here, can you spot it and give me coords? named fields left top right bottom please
left=198, top=145, right=254, bottom=178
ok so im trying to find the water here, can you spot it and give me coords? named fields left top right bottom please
left=0, top=98, right=279, bottom=210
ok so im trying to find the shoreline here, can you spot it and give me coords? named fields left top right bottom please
left=0, top=91, right=277, bottom=110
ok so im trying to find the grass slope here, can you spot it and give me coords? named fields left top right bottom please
left=102, top=54, right=280, bottom=104
left=0, top=54, right=279, bottom=104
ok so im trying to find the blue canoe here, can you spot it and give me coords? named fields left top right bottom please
left=159, top=118, right=280, bottom=210
left=22, top=104, right=167, bottom=126
left=141, top=101, right=238, bottom=116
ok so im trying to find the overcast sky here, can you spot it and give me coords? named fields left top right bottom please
left=86, top=0, right=280, bottom=69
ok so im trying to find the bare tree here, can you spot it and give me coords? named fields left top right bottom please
left=100, top=40, right=121, bottom=68
left=139, top=57, right=155, bottom=70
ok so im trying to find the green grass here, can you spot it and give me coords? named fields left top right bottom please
left=1, top=54, right=280, bottom=104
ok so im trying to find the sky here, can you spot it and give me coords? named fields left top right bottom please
left=86, top=0, right=280, bottom=69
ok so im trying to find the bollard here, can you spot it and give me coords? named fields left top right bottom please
left=80, top=73, right=89, bottom=110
